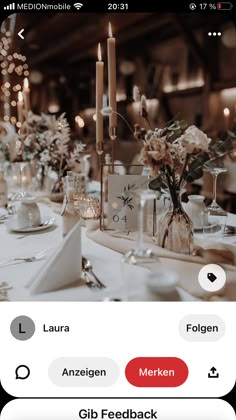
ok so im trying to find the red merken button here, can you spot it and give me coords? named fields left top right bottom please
left=125, top=357, right=188, bottom=387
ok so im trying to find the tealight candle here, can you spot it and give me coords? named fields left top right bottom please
left=78, top=196, right=100, bottom=220
left=84, top=208, right=95, bottom=219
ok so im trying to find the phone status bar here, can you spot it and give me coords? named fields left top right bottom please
left=0, top=0, right=234, bottom=15
left=189, top=2, right=233, bottom=11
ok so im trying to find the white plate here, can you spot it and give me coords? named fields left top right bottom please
left=6, top=216, right=56, bottom=233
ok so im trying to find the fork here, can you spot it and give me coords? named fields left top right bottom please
left=0, top=249, right=48, bottom=268
left=82, top=257, right=106, bottom=289
left=81, top=272, right=102, bottom=291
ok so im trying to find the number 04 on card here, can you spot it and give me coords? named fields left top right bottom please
left=107, top=175, right=149, bottom=231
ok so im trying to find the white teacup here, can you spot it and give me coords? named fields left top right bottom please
left=17, top=197, right=41, bottom=229
left=182, top=195, right=208, bottom=229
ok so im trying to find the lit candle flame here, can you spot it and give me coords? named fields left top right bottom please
left=224, top=107, right=230, bottom=117
left=18, top=91, right=23, bottom=102
left=98, top=43, right=102, bottom=62
left=23, top=77, right=29, bottom=89
left=75, top=115, right=85, bottom=128
left=108, top=22, right=113, bottom=38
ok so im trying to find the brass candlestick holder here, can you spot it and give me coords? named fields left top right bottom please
left=96, top=141, right=104, bottom=167
left=109, top=126, right=117, bottom=173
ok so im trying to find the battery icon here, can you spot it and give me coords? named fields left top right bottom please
left=217, top=2, right=233, bottom=9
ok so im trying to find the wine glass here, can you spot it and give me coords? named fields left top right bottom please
left=202, top=167, right=228, bottom=239
left=11, top=162, right=31, bottom=201
left=121, top=190, right=161, bottom=300
left=9, top=163, right=31, bottom=215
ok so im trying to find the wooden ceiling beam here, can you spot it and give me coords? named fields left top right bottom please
left=174, top=15, right=209, bottom=73
left=68, top=14, right=172, bottom=63
left=29, top=13, right=153, bottom=66
left=28, top=14, right=102, bottom=66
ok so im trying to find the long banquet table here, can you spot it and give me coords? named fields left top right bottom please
left=1, top=200, right=236, bottom=302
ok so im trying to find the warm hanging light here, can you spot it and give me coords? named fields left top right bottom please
left=223, top=107, right=230, bottom=117
left=48, top=103, right=60, bottom=113
left=75, top=115, right=85, bottom=128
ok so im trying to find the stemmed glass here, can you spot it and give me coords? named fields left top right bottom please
left=121, top=190, right=161, bottom=300
left=10, top=162, right=31, bottom=202
left=202, top=167, right=228, bottom=239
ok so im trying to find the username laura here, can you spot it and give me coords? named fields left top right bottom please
left=78, top=410, right=158, bottom=419
left=43, top=324, right=69, bottom=332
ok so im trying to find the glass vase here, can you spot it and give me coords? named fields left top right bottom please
left=158, top=190, right=193, bottom=255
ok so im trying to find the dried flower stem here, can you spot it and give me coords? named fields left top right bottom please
left=178, top=154, right=190, bottom=188
left=111, top=110, right=143, bottom=147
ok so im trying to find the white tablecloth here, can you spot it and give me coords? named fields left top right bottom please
left=1, top=203, right=236, bottom=302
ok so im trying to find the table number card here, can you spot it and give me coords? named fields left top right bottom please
left=107, top=175, right=149, bottom=231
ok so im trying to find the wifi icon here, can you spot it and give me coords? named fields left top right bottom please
left=74, top=2, right=83, bottom=9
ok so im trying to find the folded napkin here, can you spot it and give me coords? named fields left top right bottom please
left=86, top=221, right=236, bottom=300
left=29, top=222, right=81, bottom=294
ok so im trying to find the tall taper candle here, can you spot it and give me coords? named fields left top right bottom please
left=96, top=43, right=104, bottom=155
left=17, top=91, right=24, bottom=127
left=23, top=77, right=31, bottom=113
left=107, top=22, right=117, bottom=128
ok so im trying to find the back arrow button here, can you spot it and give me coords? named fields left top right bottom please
left=18, top=29, right=25, bottom=40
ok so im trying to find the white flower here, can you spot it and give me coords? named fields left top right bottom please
left=40, top=149, right=51, bottom=164
left=56, top=140, right=68, bottom=157
left=24, top=137, right=31, bottom=147
left=168, top=143, right=187, bottom=164
left=133, top=85, right=141, bottom=102
left=68, top=143, right=85, bottom=166
left=101, top=106, right=113, bottom=116
left=179, top=125, right=211, bottom=154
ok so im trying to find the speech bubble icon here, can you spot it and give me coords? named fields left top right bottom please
left=15, top=365, right=30, bottom=380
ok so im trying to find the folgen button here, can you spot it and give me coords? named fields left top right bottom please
left=125, top=357, right=188, bottom=387
left=179, top=315, right=225, bottom=342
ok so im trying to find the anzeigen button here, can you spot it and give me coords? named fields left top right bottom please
left=49, top=357, right=119, bottom=387
left=125, top=357, right=188, bottom=387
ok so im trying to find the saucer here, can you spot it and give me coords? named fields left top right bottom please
left=6, top=216, right=56, bottom=233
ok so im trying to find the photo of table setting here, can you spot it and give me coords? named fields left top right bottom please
left=0, top=12, right=236, bottom=302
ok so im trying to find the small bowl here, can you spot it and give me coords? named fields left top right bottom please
left=17, top=197, right=41, bottom=229
left=146, top=270, right=178, bottom=294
